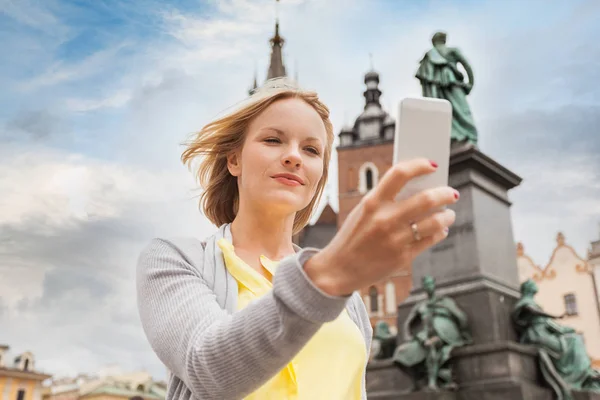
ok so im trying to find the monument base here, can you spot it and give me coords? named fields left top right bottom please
left=573, top=392, right=600, bottom=400
left=397, top=277, right=520, bottom=347
left=367, top=341, right=565, bottom=400
left=366, top=359, right=410, bottom=395
left=452, top=341, right=552, bottom=399
left=367, top=341, right=600, bottom=399
left=368, top=391, right=457, bottom=400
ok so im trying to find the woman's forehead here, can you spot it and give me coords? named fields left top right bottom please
left=250, top=100, right=326, bottom=139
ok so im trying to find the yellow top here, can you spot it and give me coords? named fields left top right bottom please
left=218, top=238, right=366, bottom=400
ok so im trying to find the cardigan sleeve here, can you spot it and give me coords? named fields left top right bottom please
left=136, top=238, right=350, bottom=399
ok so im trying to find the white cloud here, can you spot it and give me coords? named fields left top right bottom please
left=0, top=0, right=66, bottom=36
left=19, top=41, right=133, bottom=91
left=0, top=146, right=212, bottom=378
left=65, top=90, right=133, bottom=112
left=0, top=148, right=192, bottom=229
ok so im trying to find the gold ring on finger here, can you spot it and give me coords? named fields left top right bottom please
left=410, top=222, right=421, bottom=241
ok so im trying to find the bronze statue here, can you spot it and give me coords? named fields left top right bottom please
left=393, top=276, right=472, bottom=391
left=512, top=280, right=600, bottom=400
left=371, top=321, right=397, bottom=360
left=416, top=31, right=478, bottom=145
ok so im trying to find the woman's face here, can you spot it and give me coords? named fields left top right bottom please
left=228, top=97, right=327, bottom=216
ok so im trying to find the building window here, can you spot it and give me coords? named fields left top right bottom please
left=564, top=293, right=578, bottom=316
left=16, top=390, right=25, bottom=400
left=23, top=358, right=30, bottom=371
left=385, top=282, right=396, bottom=314
left=366, top=169, right=373, bottom=190
left=369, top=286, right=378, bottom=313
left=358, top=162, right=379, bottom=194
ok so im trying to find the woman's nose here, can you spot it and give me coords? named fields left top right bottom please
left=282, top=149, right=302, bottom=168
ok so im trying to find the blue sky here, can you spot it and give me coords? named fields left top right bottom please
left=1, top=0, right=599, bottom=381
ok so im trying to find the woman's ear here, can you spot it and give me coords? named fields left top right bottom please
left=227, top=151, right=241, bottom=177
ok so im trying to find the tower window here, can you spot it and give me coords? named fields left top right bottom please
left=369, top=286, right=378, bottom=313
left=385, top=282, right=396, bottom=314
left=17, top=390, right=25, bottom=400
left=366, top=169, right=373, bottom=190
left=359, top=162, right=379, bottom=194
left=564, top=293, right=578, bottom=316
left=23, top=358, right=30, bottom=371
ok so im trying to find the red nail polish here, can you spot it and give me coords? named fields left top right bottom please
left=430, top=160, right=438, bottom=168
left=454, top=190, right=460, bottom=200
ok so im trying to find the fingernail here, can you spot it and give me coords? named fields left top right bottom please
left=454, top=190, right=460, bottom=200
left=430, top=160, right=438, bottom=168
left=444, top=227, right=449, bottom=233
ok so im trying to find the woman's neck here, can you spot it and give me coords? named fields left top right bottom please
left=230, top=203, right=297, bottom=262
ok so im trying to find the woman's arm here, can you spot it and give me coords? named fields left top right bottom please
left=136, top=238, right=350, bottom=400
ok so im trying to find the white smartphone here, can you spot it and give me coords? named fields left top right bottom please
left=393, top=97, right=452, bottom=202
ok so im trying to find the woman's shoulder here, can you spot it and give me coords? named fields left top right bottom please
left=139, top=236, right=207, bottom=257
left=136, top=236, right=209, bottom=276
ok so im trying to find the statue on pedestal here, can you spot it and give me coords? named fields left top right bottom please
left=371, top=321, right=397, bottom=360
left=393, top=276, right=472, bottom=391
left=512, top=279, right=600, bottom=400
left=416, top=31, right=478, bottom=145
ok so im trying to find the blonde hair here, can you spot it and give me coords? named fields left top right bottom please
left=181, top=78, right=334, bottom=235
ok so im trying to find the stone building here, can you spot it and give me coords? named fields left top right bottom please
left=588, top=232, right=600, bottom=307
left=0, top=345, right=52, bottom=400
left=42, top=368, right=166, bottom=400
left=517, top=232, right=600, bottom=368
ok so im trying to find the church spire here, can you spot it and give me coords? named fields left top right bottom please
left=363, top=53, right=381, bottom=107
left=248, top=63, right=258, bottom=95
left=267, top=18, right=287, bottom=80
left=247, top=0, right=288, bottom=95
left=266, top=0, right=286, bottom=80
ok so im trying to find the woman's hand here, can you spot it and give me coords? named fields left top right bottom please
left=305, top=158, right=458, bottom=297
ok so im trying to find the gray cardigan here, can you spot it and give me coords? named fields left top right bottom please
left=136, top=223, right=373, bottom=400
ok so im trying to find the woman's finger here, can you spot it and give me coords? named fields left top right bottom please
left=406, top=225, right=452, bottom=259
left=394, top=186, right=458, bottom=224
left=372, top=158, right=438, bottom=203
left=393, top=209, right=456, bottom=245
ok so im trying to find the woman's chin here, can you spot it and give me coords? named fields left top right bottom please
left=260, top=193, right=309, bottom=213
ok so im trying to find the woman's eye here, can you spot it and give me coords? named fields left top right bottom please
left=264, top=138, right=280, bottom=143
left=306, top=147, right=320, bottom=155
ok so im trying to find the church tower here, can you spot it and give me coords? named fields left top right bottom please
left=336, top=68, right=412, bottom=329
left=249, top=0, right=288, bottom=95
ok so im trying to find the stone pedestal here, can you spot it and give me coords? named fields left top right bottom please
left=370, top=144, right=538, bottom=399
left=452, top=341, right=552, bottom=399
left=407, top=142, right=522, bottom=296
left=367, top=144, right=600, bottom=400
left=367, top=359, right=410, bottom=396
left=366, top=342, right=554, bottom=400
left=573, top=392, right=600, bottom=400
left=366, top=359, right=457, bottom=399
left=398, top=144, right=523, bottom=343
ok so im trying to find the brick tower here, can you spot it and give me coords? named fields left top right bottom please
left=336, top=69, right=412, bottom=330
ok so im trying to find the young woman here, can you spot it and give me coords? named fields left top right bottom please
left=136, top=78, right=458, bottom=400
